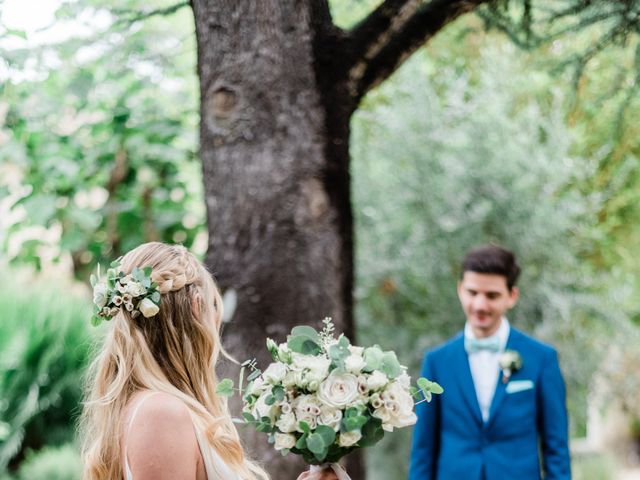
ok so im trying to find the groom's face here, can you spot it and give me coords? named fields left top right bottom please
left=457, top=271, right=519, bottom=337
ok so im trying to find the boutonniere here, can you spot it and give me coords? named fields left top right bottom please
left=499, top=349, right=523, bottom=383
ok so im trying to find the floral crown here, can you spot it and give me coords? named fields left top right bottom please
left=90, top=258, right=161, bottom=326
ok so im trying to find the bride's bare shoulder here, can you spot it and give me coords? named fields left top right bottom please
left=130, top=392, right=191, bottom=422
left=125, top=392, right=199, bottom=479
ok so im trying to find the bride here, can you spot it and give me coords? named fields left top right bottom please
left=79, top=242, right=337, bottom=480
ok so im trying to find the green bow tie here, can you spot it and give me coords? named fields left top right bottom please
left=464, top=336, right=501, bottom=354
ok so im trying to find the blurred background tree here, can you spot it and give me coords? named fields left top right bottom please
left=1, top=0, right=639, bottom=478
left=0, top=0, right=204, bottom=280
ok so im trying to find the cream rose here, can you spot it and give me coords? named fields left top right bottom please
left=366, top=370, right=389, bottom=391
left=348, top=345, right=364, bottom=356
left=372, top=406, right=392, bottom=424
left=138, top=298, right=159, bottom=317
left=126, top=281, right=147, bottom=297
left=275, top=412, right=298, bottom=433
left=282, top=370, right=303, bottom=388
left=344, top=354, right=367, bottom=374
left=93, top=283, right=108, bottom=308
left=338, top=430, right=362, bottom=447
left=274, top=433, right=296, bottom=450
left=317, top=371, right=359, bottom=409
left=290, top=353, right=330, bottom=384
left=396, top=371, right=411, bottom=389
left=263, top=362, right=288, bottom=384
left=381, top=381, right=417, bottom=429
left=317, top=406, right=343, bottom=432
left=246, top=376, right=266, bottom=396
left=253, top=391, right=278, bottom=421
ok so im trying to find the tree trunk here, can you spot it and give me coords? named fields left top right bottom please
left=192, top=1, right=360, bottom=478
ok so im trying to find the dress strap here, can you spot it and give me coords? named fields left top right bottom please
left=124, top=392, right=160, bottom=479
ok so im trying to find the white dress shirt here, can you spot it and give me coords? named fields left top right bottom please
left=464, top=318, right=510, bottom=422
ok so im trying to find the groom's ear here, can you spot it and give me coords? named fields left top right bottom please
left=507, top=286, right=519, bottom=307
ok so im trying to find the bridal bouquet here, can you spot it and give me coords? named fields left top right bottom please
left=218, top=318, right=442, bottom=468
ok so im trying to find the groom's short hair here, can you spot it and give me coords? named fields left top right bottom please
left=461, top=244, right=521, bottom=290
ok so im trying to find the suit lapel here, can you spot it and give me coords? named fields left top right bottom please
left=487, top=328, right=521, bottom=427
left=453, top=336, right=483, bottom=427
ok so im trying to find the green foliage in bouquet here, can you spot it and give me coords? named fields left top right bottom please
left=218, top=319, right=442, bottom=465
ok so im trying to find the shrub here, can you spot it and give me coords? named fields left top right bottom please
left=0, top=269, right=92, bottom=472
left=16, top=444, right=82, bottom=480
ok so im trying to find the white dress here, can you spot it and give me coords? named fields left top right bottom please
left=124, top=393, right=241, bottom=480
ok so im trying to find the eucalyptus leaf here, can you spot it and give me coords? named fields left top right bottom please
left=306, top=433, right=327, bottom=456
left=216, top=378, right=234, bottom=397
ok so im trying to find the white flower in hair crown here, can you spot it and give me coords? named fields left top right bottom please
left=499, top=349, right=523, bottom=383
left=90, top=258, right=161, bottom=326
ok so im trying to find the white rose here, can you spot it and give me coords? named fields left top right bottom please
left=306, top=379, right=321, bottom=392
left=253, top=391, right=278, bottom=421
left=246, top=376, right=266, bottom=396
left=381, top=381, right=417, bottom=429
left=338, top=430, right=362, bottom=447
left=93, top=283, right=108, bottom=308
left=275, top=412, right=298, bottom=433
left=366, top=370, right=389, bottom=391
left=344, top=354, right=367, bottom=374
left=290, top=353, right=331, bottom=380
left=317, top=406, right=342, bottom=432
left=138, top=298, right=160, bottom=318
left=317, top=371, right=359, bottom=409
left=274, top=433, right=296, bottom=450
left=263, top=362, right=288, bottom=384
left=372, top=406, right=391, bottom=424
left=282, top=370, right=303, bottom=388
left=348, top=345, right=364, bottom=356
left=396, top=371, right=411, bottom=389
left=126, top=281, right=147, bottom=297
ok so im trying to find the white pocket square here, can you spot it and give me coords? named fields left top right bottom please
left=506, top=380, right=535, bottom=394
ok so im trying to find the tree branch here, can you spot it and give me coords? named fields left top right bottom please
left=112, top=1, right=190, bottom=27
left=348, top=0, right=422, bottom=63
left=347, top=0, right=489, bottom=101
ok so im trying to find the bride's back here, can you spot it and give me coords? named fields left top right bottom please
left=78, top=242, right=268, bottom=480
left=121, top=391, right=207, bottom=480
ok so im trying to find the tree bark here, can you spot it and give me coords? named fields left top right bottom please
left=192, top=1, right=356, bottom=478
left=192, top=0, right=482, bottom=477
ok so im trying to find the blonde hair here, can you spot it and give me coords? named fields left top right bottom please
left=79, top=242, right=268, bottom=480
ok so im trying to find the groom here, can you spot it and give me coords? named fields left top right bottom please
left=409, top=245, right=571, bottom=479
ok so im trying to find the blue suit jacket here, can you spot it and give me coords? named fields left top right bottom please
left=409, top=328, right=571, bottom=480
